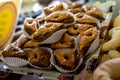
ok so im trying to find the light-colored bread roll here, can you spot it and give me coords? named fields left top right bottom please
left=108, top=50, right=120, bottom=59
left=102, top=27, right=120, bottom=51
left=93, top=58, right=120, bottom=80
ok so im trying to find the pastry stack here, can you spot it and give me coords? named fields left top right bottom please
left=1, top=1, right=105, bottom=73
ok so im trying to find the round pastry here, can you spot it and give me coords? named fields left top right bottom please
left=93, top=58, right=120, bottom=80
left=24, top=18, right=37, bottom=35
left=54, top=48, right=78, bottom=70
left=24, top=48, right=51, bottom=67
left=83, top=6, right=104, bottom=20
left=75, top=12, right=98, bottom=26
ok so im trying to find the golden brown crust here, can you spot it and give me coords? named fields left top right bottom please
left=68, top=24, right=79, bottom=35
left=69, top=2, right=83, bottom=9
left=79, top=27, right=98, bottom=50
left=75, top=12, right=98, bottom=26
left=83, top=6, right=104, bottom=20
left=24, top=48, right=51, bottom=67
left=54, top=48, right=77, bottom=70
left=43, top=1, right=64, bottom=15
left=31, top=23, right=63, bottom=42
left=44, top=11, right=74, bottom=23
left=68, top=8, right=82, bottom=14
left=51, top=33, right=74, bottom=49
left=23, top=40, right=40, bottom=48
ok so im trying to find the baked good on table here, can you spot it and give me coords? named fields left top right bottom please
left=15, top=35, right=29, bottom=49
left=23, top=40, right=40, bottom=48
left=43, top=1, right=64, bottom=15
left=93, top=58, right=120, bottom=80
left=68, top=24, right=79, bottom=35
left=69, top=2, right=83, bottom=9
left=24, top=18, right=37, bottom=35
left=75, top=12, right=98, bottom=26
left=54, top=48, right=78, bottom=70
left=51, top=33, right=74, bottom=49
left=83, top=6, right=104, bottom=20
left=31, top=23, right=63, bottom=42
left=102, top=27, right=120, bottom=51
left=24, top=48, right=51, bottom=67
left=44, top=11, right=75, bottom=23
left=2, top=44, right=27, bottom=60
left=79, top=27, right=98, bottom=50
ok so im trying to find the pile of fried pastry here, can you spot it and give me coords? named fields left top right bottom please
left=2, top=1, right=105, bottom=72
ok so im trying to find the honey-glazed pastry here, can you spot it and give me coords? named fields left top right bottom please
left=71, top=2, right=83, bottom=9
left=68, top=8, right=82, bottom=14
left=68, top=24, right=79, bottom=35
left=51, top=33, right=74, bottom=49
left=24, top=48, right=51, bottom=67
left=2, top=44, right=27, bottom=59
left=54, top=48, right=78, bottom=70
left=43, top=1, right=64, bottom=15
left=75, top=12, right=98, bottom=26
left=24, top=18, right=37, bottom=35
left=16, top=35, right=29, bottom=49
left=83, top=6, right=104, bottom=20
left=79, top=27, right=98, bottom=50
left=31, top=23, right=63, bottom=42
left=77, top=24, right=94, bottom=34
left=44, top=11, right=75, bottom=23
left=23, top=40, right=40, bottom=48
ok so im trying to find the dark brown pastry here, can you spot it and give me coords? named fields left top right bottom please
left=24, top=18, right=37, bottom=35
left=44, top=1, right=64, bottom=15
left=23, top=40, right=40, bottom=48
left=83, top=6, right=104, bottom=20
left=44, top=11, right=74, bottom=23
left=75, top=12, right=98, bottom=26
left=51, top=33, right=74, bottom=49
left=16, top=35, right=29, bottom=49
left=31, top=23, right=63, bottom=42
left=54, top=48, right=78, bottom=70
left=24, top=48, right=51, bottom=67
left=2, top=44, right=28, bottom=59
